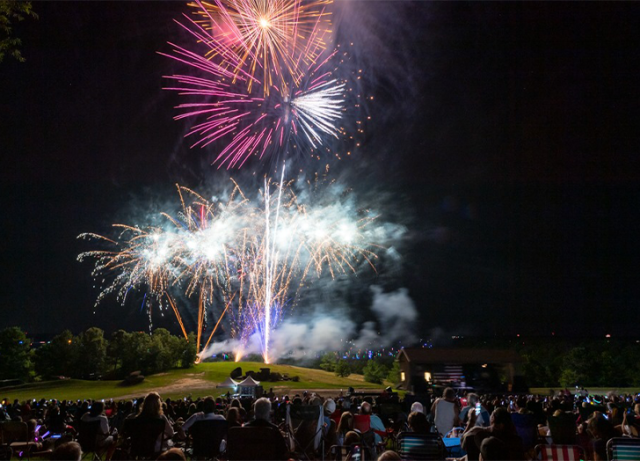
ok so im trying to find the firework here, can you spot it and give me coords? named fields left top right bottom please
left=160, top=0, right=356, bottom=169
left=187, top=0, right=332, bottom=95
left=79, top=178, right=381, bottom=361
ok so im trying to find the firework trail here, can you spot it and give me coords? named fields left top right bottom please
left=79, top=178, right=382, bottom=361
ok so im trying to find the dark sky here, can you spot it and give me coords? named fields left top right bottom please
left=1, top=1, right=640, bottom=339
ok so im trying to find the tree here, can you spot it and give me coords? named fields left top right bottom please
left=0, top=1, right=37, bottom=63
left=181, top=333, right=197, bottom=368
left=75, top=327, right=107, bottom=379
left=335, top=360, right=351, bottom=378
left=387, top=361, right=401, bottom=385
left=0, top=326, right=32, bottom=381
left=363, top=360, right=388, bottom=384
left=120, top=331, right=152, bottom=375
left=34, top=330, right=76, bottom=379
left=319, top=353, right=337, bottom=372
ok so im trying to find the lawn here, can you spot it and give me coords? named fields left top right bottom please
left=0, top=362, right=386, bottom=402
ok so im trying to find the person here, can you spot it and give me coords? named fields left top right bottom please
left=134, top=392, right=175, bottom=453
left=360, top=401, right=385, bottom=443
left=410, top=401, right=425, bottom=414
left=51, top=441, right=82, bottom=461
left=408, top=411, right=430, bottom=434
left=461, top=407, right=524, bottom=461
left=226, top=407, right=242, bottom=428
left=431, top=387, right=461, bottom=436
left=587, top=413, right=618, bottom=461
left=479, top=436, right=510, bottom=461
left=180, top=396, right=225, bottom=432
left=378, top=450, right=401, bottom=460
left=323, top=399, right=338, bottom=447
left=242, top=397, right=288, bottom=460
left=80, top=401, right=117, bottom=460
left=179, top=396, right=226, bottom=453
left=460, top=393, right=490, bottom=428
left=337, top=411, right=354, bottom=446
left=156, top=447, right=187, bottom=460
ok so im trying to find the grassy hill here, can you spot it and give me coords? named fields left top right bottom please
left=0, top=362, right=385, bottom=402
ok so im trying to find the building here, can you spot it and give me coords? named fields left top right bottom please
left=396, top=348, right=525, bottom=393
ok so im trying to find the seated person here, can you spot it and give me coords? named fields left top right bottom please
left=461, top=407, right=524, bottom=461
left=80, top=401, right=116, bottom=460
left=235, top=397, right=288, bottom=460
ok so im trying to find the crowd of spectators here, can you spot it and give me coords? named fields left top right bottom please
left=0, top=387, right=639, bottom=460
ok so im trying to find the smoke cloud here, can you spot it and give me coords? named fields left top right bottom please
left=199, top=285, right=419, bottom=362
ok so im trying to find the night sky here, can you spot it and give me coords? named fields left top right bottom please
left=2, top=1, right=640, bottom=340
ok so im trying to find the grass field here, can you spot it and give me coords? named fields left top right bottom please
left=0, top=362, right=386, bottom=402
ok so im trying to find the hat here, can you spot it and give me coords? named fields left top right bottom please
left=410, top=402, right=424, bottom=414
left=324, top=399, right=336, bottom=414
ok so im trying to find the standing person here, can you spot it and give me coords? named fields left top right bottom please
left=431, top=388, right=460, bottom=436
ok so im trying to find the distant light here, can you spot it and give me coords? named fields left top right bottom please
left=482, top=363, right=488, bottom=368
left=424, top=372, right=431, bottom=382
left=400, top=371, right=406, bottom=381
left=605, top=334, right=611, bottom=338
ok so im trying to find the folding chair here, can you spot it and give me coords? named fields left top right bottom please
left=121, top=417, right=166, bottom=460
left=227, top=426, right=282, bottom=460
left=606, top=437, right=640, bottom=461
left=0, top=421, right=41, bottom=461
left=511, top=412, right=539, bottom=453
left=547, top=413, right=577, bottom=445
left=287, top=405, right=323, bottom=457
left=535, top=444, right=584, bottom=461
left=187, top=419, right=228, bottom=459
left=77, top=420, right=104, bottom=461
left=396, top=432, right=445, bottom=461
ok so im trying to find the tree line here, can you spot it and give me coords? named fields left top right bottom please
left=0, top=327, right=197, bottom=382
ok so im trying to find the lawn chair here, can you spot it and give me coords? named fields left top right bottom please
left=121, top=417, right=166, bottom=459
left=606, top=436, right=640, bottom=461
left=548, top=413, right=577, bottom=445
left=396, top=432, right=445, bottom=461
left=0, top=421, right=42, bottom=461
left=287, top=404, right=323, bottom=458
left=535, top=444, right=584, bottom=461
left=511, top=412, right=539, bottom=454
left=77, top=420, right=104, bottom=461
left=226, top=426, right=282, bottom=460
left=187, top=419, right=228, bottom=459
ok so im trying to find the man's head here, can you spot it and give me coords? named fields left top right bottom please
left=254, top=397, right=272, bottom=421
left=203, top=396, right=215, bottom=414
left=443, top=388, right=456, bottom=400
left=489, top=407, right=513, bottom=432
left=467, top=393, right=479, bottom=406
left=360, top=401, right=372, bottom=415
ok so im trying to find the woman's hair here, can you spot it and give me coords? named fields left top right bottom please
left=408, top=411, right=430, bottom=434
left=227, top=407, right=240, bottom=424
left=337, top=411, right=354, bottom=435
left=138, top=392, right=163, bottom=418
left=344, top=431, right=360, bottom=446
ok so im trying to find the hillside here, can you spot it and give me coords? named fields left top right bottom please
left=0, top=362, right=385, bottom=402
